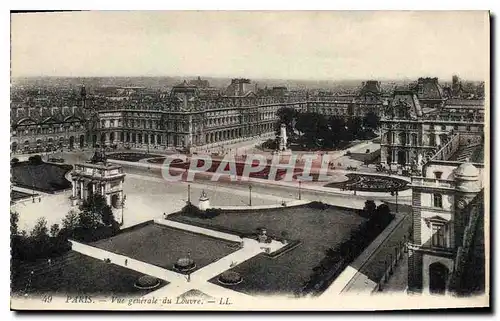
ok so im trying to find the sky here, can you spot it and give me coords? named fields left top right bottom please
left=10, top=11, right=489, bottom=81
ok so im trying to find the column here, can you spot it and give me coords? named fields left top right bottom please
left=80, top=181, right=84, bottom=200
left=406, top=150, right=410, bottom=165
left=381, top=147, right=387, bottom=164
left=72, top=180, right=76, bottom=198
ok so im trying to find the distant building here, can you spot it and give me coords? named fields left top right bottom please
left=10, top=86, right=87, bottom=154
left=12, top=77, right=483, bottom=154
left=189, top=77, right=210, bottom=88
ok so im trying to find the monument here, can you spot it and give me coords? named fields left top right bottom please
left=198, top=190, right=210, bottom=211
left=70, top=149, right=126, bottom=209
left=278, top=123, right=292, bottom=156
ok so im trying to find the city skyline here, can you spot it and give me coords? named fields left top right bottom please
left=11, top=11, right=489, bottom=81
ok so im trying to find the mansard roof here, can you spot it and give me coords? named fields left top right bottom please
left=413, top=77, right=444, bottom=100
left=391, top=89, right=423, bottom=117
left=359, top=80, right=381, bottom=95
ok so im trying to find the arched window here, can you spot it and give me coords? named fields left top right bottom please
left=411, top=133, right=418, bottom=146
left=433, top=193, right=443, bottom=208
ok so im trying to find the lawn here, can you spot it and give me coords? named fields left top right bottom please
left=169, top=204, right=367, bottom=295
left=11, top=251, right=167, bottom=297
left=11, top=162, right=72, bottom=193
left=92, top=223, right=240, bottom=274
left=11, top=190, right=35, bottom=201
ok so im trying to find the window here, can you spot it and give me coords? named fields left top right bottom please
left=433, top=194, right=443, bottom=208
left=431, top=223, right=446, bottom=248
left=434, top=171, right=443, bottom=179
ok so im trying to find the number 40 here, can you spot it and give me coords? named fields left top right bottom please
left=42, top=295, right=52, bottom=303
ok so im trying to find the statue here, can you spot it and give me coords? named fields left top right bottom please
left=417, top=153, right=424, bottom=170
left=90, top=148, right=107, bottom=164
left=198, top=190, right=210, bottom=211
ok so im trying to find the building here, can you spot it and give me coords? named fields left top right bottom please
left=11, top=78, right=417, bottom=154
left=10, top=87, right=88, bottom=154
left=408, top=134, right=485, bottom=295
left=380, top=85, right=484, bottom=168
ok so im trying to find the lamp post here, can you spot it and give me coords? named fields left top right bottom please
left=249, top=185, right=252, bottom=206
left=187, top=184, right=191, bottom=204
left=298, top=181, right=302, bottom=200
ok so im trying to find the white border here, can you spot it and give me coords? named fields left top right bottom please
left=1, top=2, right=497, bottom=320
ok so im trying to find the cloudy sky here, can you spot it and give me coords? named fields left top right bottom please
left=11, top=11, right=489, bottom=80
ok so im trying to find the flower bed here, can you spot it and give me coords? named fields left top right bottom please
left=107, top=152, right=162, bottom=162
left=134, top=275, right=162, bottom=290
left=150, top=158, right=299, bottom=180
left=324, top=173, right=409, bottom=192
left=173, top=257, right=196, bottom=272
left=218, top=271, right=243, bottom=285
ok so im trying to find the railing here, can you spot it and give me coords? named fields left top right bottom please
left=430, top=133, right=460, bottom=161
left=411, top=177, right=456, bottom=189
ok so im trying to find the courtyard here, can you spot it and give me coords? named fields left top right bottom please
left=168, top=204, right=367, bottom=295
left=92, top=223, right=241, bottom=274
left=11, top=251, right=167, bottom=297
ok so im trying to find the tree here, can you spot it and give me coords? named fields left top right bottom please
left=50, top=224, right=60, bottom=237
left=363, top=200, right=377, bottom=216
left=78, top=194, right=114, bottom=229
left=30, top=217, right=48, bottom=239
left=28, top=155, right=43, bottom=165
left=328, top=116, right=347, bottom=148
left=62, top=209, right=79, bottom=230
left=10, top=211, right=19, bottom=236
left=346, top=117, right=363, bottom=140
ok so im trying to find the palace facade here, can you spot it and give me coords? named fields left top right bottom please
left=380, top=77, right=488, bottom=295
left=380, top=78, right=484, bottom=168
left=11, top=78, right=390, bottom=154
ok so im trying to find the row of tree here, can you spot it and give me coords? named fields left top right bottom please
left=299, top=201, right=393, bottom=296
left=274, top=107, right=380, bottom=150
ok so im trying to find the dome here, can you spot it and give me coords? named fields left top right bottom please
left=455, top=162, right=479, bottom=178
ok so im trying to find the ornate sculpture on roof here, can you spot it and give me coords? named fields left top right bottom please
left=90, top=148, right=107, bottom=164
